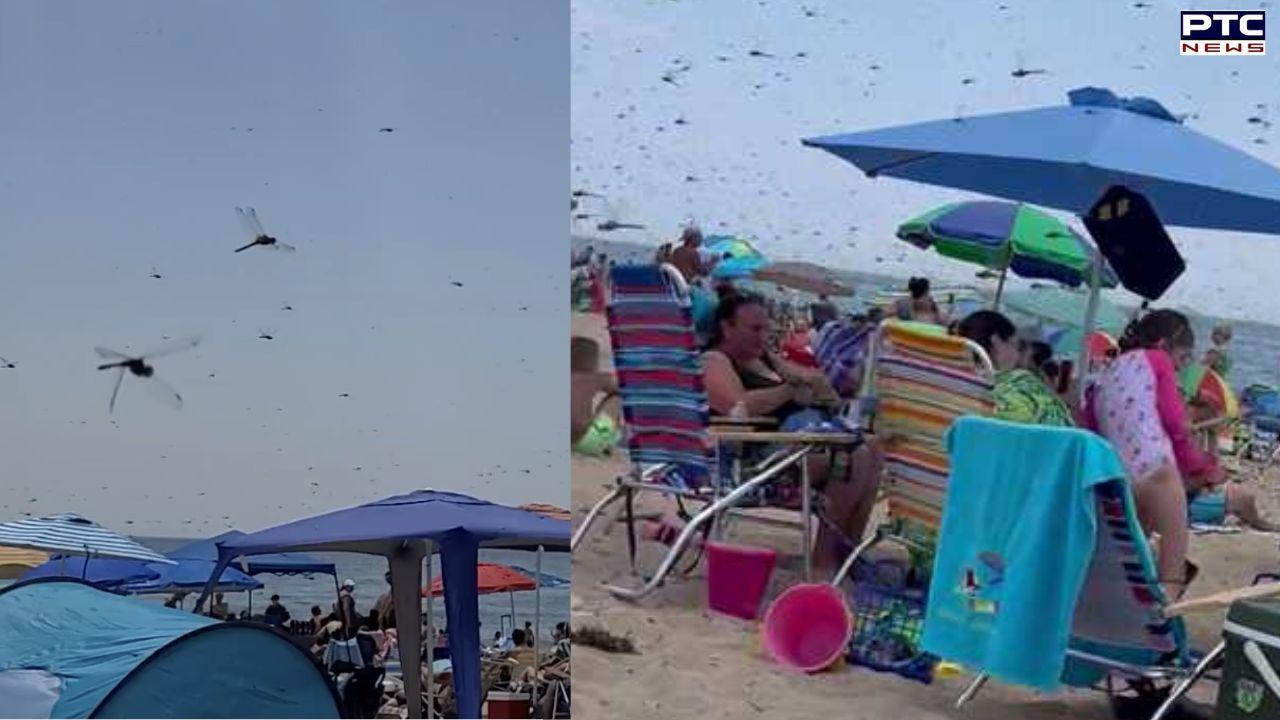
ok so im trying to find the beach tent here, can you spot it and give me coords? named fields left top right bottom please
left=0, top=547, right=48, bottom=580
left=169, top=530, right=336, bottom=576
left=0, top=578, right=339, bottom=718
left=117, top=530, right=334, bottom=597
left=195, top=490, right=570, bottom=719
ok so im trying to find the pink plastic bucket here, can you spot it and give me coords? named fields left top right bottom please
left=762, top=583, right=852, bottom=673
left=705, top=542, right=777, bottom=620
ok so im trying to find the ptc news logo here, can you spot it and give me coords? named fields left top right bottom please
left=1181, top=11, right=1266, bottom=55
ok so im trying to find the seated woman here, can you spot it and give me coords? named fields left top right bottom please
left=570, top=336, right=621, bottom=457
left=1082, top=310, right=1221, bottom=599
left=701, top=293, right=883, bottom=571
left=955, top=311, right=1073, bottom=427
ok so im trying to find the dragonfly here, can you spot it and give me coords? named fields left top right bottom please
left=95, top=337, right=199, bottom=414
left=234, top=207, right=296, bottom=253
left=594, top=198, right=645, bottom=232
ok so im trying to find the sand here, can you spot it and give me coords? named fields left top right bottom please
left=570, top=311, right=1280, bottom=720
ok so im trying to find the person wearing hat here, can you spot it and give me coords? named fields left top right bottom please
left=264, top=593, right=291, bottom=628
left=335, top=579, right=360, bottom=639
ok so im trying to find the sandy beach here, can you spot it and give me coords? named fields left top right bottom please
left=570, top=311, right=1280, bottom=719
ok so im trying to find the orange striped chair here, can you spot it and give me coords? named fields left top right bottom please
left=833, top=320, right=995, bottom=585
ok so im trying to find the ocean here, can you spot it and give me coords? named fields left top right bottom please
left=2, top=540, right=569, bottom=645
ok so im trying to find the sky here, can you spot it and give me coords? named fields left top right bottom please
left=0, top=2, right=567, bottom=536
left=570, top=0, right=1280, bottom=323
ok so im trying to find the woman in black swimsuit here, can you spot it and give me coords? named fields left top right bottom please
left=702, top=293, right=884, bottom=571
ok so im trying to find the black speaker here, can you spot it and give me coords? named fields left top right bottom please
left=1082, top=186, right=1185, bottom=301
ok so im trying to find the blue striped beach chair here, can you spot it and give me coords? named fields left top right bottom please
left=571, top=264, right=864, bottom=600
left=939, top=418, right=1227, bottom=720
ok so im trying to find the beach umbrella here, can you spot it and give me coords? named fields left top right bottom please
left=195, top=490, right=569, bottom=720
left=1179, top=363, right=1240, bottom=420
left=804, top=85, right=1280, bottom=396
left=753, top=261, right=854, bottom=296
left=1000, top=286, right=1128, bottom=356
left=897, top=201, right=1117, bottom=305
left=804, top=87, right=1280, bottom=233
left=423, top=562, right=538, bottom=639
left=707, top=235, right=767, bottom=279
left=0, top=548, right=47, bottom=580
left=0, top=514, right=173, bottom=565
left=422, top=562, right=536, bottom=596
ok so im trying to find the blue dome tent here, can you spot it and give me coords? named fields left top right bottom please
left=0, top=578, right=339, bottom=718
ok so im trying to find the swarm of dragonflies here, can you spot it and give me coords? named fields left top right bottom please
left=95, top=337, right=199, bottom=414
left=234, top=207, right=295, bottom=253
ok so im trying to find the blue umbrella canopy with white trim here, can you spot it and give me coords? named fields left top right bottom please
left=0, top=513, right=174, bottom=564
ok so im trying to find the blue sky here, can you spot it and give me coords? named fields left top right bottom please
left=571, top=0, right=1280, bottom=321
left=0, top=1, right=566, bottom=535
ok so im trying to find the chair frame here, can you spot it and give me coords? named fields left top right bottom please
left=571, top=264, right=864, bottom=601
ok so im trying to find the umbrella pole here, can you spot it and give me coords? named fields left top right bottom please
left=534, top=545, right=543, bottom=718
left=993, top=267, right=1008, bottom=310
left=1077, top=251, right=1103, bottom=407
left=425, top=555, right=435, bottom=720
left=509, top=589, right=516, bottom=632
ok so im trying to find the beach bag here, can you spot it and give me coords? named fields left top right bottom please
left=847, top=559, right=936, bottom=684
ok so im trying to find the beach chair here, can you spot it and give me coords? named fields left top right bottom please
left=936, top=417, right=1230, bottom=720
left=571, top=263, right=864, bottom=600
left=831, top=320, right=996, bottom=587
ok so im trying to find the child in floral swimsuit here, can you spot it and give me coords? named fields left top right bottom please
left=1083, top=310, right=1220, bottom=599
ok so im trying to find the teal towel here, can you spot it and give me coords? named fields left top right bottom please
left=921, top=416, right=1127, bottom=689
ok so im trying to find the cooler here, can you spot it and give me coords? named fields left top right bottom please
left=486, top=691, right=531, bottom=719
left=1215, top=597, right=1280, bottom=719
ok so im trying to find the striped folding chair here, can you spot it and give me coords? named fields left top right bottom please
left=571, top=264, right=862, bottom=601
left=832, top=320, right=995, bottom=586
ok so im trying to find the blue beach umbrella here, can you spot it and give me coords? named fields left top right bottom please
left=804, top=87, right=1280, bottom=233
left=805, top=86, right=1280, bottom=396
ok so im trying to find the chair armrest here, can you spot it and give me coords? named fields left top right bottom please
left=1164, top=580, right=1280, bottom=616
left=709, top=415, right=779, bottom=428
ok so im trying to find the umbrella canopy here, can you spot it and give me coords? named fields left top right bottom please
left=1179, top=364, right=1240, bottom=420
left=422, top=563, right=535, bottom=597
left=1000, top=286, right=1129, bottom=355
left=706, top=235, right=767, bottom=279
left=0, top=547, right=47, bottom=580
left=197, top=490, right=569, bottom=720
left=804, top=86, right=1280, bottom=234
left=21, top=554, right=262, bottom=595
left=897, top=201, right=1118, bottom=290
left=0, top=514, right=173, bottom=565
left=19, top=556, right=158, bottom=588
left=179, top=530, right=336, bottom=576
left=753, top=261, right=854, bottom=296
left=506, top=565, right=571, bottom=589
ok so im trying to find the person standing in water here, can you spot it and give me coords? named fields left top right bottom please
left=893, top=277, right=947, bottom=326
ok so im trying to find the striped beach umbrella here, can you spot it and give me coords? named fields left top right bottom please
left=897, top=200, right=1118, bottom=305
left=0, top=513, right=173, bottom=564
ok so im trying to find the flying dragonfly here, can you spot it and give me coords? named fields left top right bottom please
left=595, top=198, right=645, bottom=232
left=234, top=207, right=296, bottom=253
left=95, top=336, right=199, bottom=414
